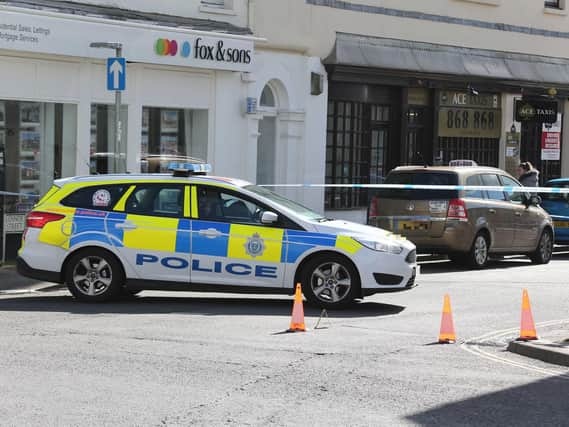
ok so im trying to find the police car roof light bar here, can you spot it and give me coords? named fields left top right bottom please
left=168, top=161, right=212, bottom=177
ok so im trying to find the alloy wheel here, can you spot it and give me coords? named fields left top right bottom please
left=310, top=262, right=352, bottom=303
left=539, top=232, right=553, bottom=262
left=474, top=235, right=488, bottom=266
left=72, top=256, right=113, bottom=297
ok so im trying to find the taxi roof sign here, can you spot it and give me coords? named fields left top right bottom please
left=168, top=161, right=212, bottom=177
left=449, top=159, right=478, bottom=167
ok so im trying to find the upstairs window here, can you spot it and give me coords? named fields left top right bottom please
left=201, top=0, right=227, bottom=8
left=545, top=0, right=561, bottom=8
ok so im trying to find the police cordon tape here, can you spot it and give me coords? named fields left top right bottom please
left=0, top=191, right=40, bottom=198
left=260, top=184, right=569, bottom=194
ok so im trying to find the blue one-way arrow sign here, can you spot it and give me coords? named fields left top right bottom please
left=107, top=57, right=126, bottom=91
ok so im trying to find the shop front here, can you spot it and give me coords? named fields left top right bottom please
left=0, top=3, right=256, bottom=261
left=323, top=33, right=569, bottom=222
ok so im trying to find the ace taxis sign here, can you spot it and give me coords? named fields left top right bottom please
left=438, top=91, right=502, bottom=139
left=515, top=100, right=558, bottom=124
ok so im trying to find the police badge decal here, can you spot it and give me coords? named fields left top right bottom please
left=245, top=233, right=265, bottom=258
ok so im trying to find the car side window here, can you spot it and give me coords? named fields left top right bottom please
left=124, top=184, right=184, bottom=218
left=465, top=175, right=485, bottom=199
left=61, top=185, right=127, bottom=211
left=500, top=176, right=526, bottom=204
left=197, top=186, right=268, bottom=225
left=480, top=174, right=506, bottom=201
left=542, top=184, right=569, bottom=202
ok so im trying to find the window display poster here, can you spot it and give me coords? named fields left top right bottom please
left=160, top=135, right=178, bottom=155
left=20, top=102, right=40, bottom=125
left=20, top=131, right=41, bottom=154
left=161, top=110, right=178, bottom=133
left=20, top=160, right=40, bottom=181
left=541, top=113, right=562, bottom=161
left=142, top=108, right=149, bottom=131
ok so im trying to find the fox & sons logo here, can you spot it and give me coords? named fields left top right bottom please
left=155, top=37, right=252, bottom=65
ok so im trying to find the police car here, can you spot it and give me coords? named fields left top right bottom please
left=17, top=163, right=417, bottom=308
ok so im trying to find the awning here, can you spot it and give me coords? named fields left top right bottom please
left=324, top=33, right=569, bottom=88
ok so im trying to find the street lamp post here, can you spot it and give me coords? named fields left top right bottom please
left=89, top=42, right=124, bottom=173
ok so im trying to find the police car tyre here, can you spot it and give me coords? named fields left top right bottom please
left=530, top=229, right=553, bottom=265
left=65, top=248, right=123, bottom=302
left=466, top=232, right=489, bottom=268
left=301, top=253, right=360, bottom=309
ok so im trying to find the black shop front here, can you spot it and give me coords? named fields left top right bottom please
left=323, top=33, right=569, bottom=212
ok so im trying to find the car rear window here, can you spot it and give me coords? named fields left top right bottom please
left=61, top=185, right=128, bottom=211
left=377, top=171, right=459, bottom=200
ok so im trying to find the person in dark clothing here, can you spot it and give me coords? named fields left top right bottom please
left=517, top=162, right=539, bottom=187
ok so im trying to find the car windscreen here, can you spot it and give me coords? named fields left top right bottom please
left=243, top=185, right=326, bottom=221
left=377, top=171, right=459, bottom=200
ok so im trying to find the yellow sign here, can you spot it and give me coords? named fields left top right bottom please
left=438, top=91, right=501, bottom=139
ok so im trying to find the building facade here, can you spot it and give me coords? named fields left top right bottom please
left=0, top=0, right=326, bottom=260
left=254, top=0, right=569, bottom=222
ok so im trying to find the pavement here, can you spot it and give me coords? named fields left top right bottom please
left=508, top=327, right=569, bottom=367
left=1, top=255, right=569, bottom=426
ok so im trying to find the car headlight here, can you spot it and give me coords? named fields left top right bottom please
left=355, top=239, right=404, bottom=254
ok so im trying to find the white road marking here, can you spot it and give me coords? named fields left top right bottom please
left=461, top=319, right=569, bottom=379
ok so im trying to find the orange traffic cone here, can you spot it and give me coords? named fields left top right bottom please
left=288, top=283, right=306, bottom=332
left=518, top=289, right=538, bottom=341
left=438, top=294, right=456, bottom=344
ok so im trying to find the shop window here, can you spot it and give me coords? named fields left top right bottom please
left=90, top=104, right=128, bottom=174
left=545, top=0, right=561, bottom=8
left=0, top=100, right=77, bottom=261
left=0, top=100, right=76, bottom=203
left=325, top=101, right=391, bottom=209
left=140, top=107, right=208, bottom=173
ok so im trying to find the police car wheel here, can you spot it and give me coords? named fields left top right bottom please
left=301, top=254, right=359, bottom=309
left=65, top=249, right=123, bottom=302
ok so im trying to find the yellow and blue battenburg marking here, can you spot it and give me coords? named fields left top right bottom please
left=37, top=207, right=363, bottom=263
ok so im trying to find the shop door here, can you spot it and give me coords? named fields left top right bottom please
left=403, top=107, right=431, bottom=166
left=521, top=122, right=561, bottom=183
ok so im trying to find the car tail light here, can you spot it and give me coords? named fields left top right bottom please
left=447, top=199, right=468, bottom=221
left=369, top=196, right=380, bottom=218
left=26, top=211, right=65, bottom=229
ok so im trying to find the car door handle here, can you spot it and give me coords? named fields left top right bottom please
left=115, top=221, right=137, bottom=230
left=199, top=228, right=222, bottom=238
left=488, top=209, right=496, bottom=214
left=514, top=212, right=522, bottom=217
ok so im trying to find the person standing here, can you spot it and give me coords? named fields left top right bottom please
left=517, top=162, right=539, bottom=187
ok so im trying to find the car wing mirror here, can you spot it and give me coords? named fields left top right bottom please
left=261, top=211, right=279, bottom=224
left=528, top=195, right=542, bottom=206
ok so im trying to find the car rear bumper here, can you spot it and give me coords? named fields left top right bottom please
left=400, top=221, right=474, bottom=254
left=17, top=256, right=62, bottom=284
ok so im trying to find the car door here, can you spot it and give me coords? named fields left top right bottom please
left=190, top=185, right=286, bottom=288
left=500, top=175, right=539, bottom=250
left=541, top=183, right=569, bottom=243
left=480, top=174, right=514, bottom=250
left=111, top=183, right=191, bottom=283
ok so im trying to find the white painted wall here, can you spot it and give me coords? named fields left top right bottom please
left=253, top=0, right=569, bottom=59
left=75, top=0, right=250, bottom=28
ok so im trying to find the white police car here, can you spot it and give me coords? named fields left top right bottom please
left=18, top=163, right=417, bottom=308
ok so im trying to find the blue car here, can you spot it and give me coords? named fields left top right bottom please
left=541, top=178, right=569, bottom=244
